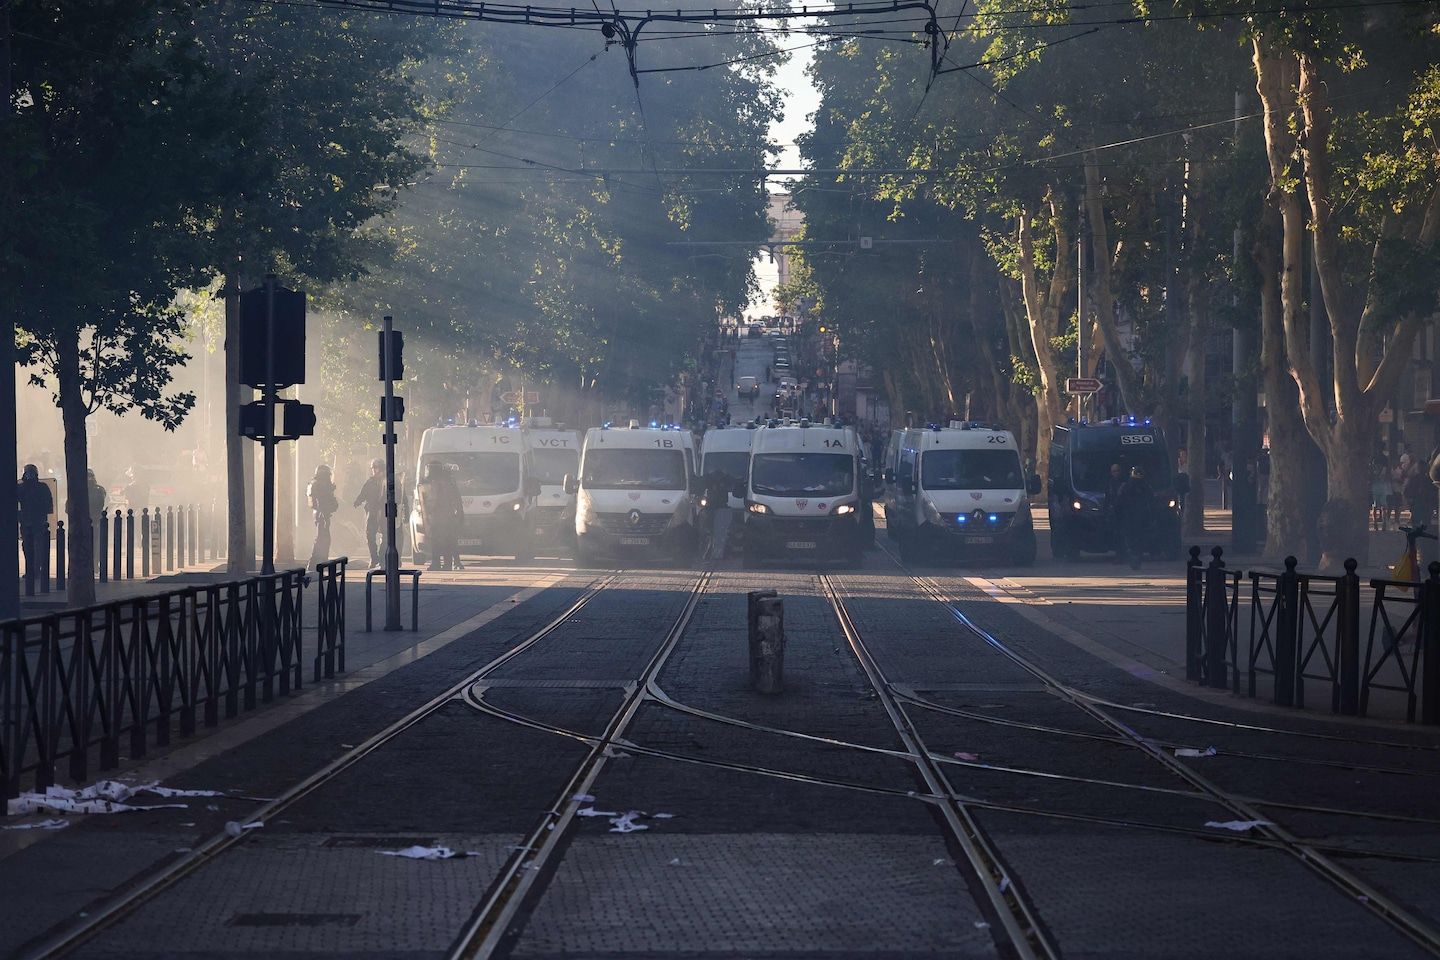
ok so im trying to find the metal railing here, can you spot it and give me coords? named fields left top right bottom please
left=1, top=558, right=348, bottom=804
left=1186, top=547, right=1439, bottom=724
left=18, top=502, right=228, bottom=597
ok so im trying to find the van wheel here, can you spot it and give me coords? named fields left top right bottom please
left=1050, top=524, right=1077, bottom=562
left=897, top=528, right=921, bottom=565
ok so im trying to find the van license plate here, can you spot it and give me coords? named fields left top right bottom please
left=965, top=536, right=994, bottom=544
left=620, top=537, right=650, bottom=546
left=458, top=539, right=483, bottom=546
left=786, top=541, right=817, bottom=549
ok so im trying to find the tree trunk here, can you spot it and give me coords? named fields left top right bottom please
left=1322, top=423, right=1373, bottom=570
left=1183, top=293, right=1209, bottom=537
left=56, top=340, right=94, bottom=607
left=1255, top=205, right=1310, bottom=555
left=224, top=274, right=250, bottom=573
left=1084, top=155, right=1142, bottom=414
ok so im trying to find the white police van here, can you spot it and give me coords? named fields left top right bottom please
left=568, top=422, right=699, bottom=563
left=523, top=420, right=580, bottom=553
left=886, top=421, right=1039, bottom=565
left=699, top=423, right=757, bottom=509
left=410, top=422, right=538, bottom=563
left=742, top=420, right=865, bottom=565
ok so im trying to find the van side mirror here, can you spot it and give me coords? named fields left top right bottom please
left=883, top=468, right=895, bottom=484
left=525, top=477, right=542, bottom=497
left=733, top=480, right=747, bottom=500
left=562, top=474, right=577, bottom=495
left=1027, top=473, right=1042, bottom=496
left=904, top=479, right=917, bottom=495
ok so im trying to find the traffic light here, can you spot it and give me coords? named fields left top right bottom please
left=239, top=284, right=307, bottom=389
left=378, top=329, right=404, bottom=381
left=379, top=396, right=406, bottom=423
left=281, top=400, right=317, bottom=439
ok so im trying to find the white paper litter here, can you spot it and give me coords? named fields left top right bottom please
left=668, top=858, right=683, bottom=866
left=608, top=811, right=648, bottom=834
left=377, top=845, right=472, bottom=860
left=576, top=807, right=620, bottom=818
left=2, top=818, right=70, bottom=831
left=571, top=793, right=596, bottom=803
left=953, top=751, right=981, bottom=762
left=651, top=813, right=675, bottom=819
left=1174, top=747, right=1218, bottom=759
left=1205, top=819, right=1271, bottom=832
left=974, top=921, right=991, bottom=930
left=999, top=877, right=1011, bottom=893
left=6, top=780, right=195, bottom=817
left=602, top=747, right=633, bottom=759
left=223, top=820, right=264, bottom=837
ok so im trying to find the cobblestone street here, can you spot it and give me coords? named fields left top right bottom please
left=5, top=549, right=1440, bottom=959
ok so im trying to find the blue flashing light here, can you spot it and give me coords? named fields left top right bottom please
left=650, top=420, right=658, bottom=428
left=957, top=514, right=968, bottom=524
left=988, top=514, right=999, bottom=523
left=1143, top=418, right=1152, bottom=426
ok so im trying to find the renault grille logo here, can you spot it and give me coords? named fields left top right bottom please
left=627, top=509, right=642, bottom=527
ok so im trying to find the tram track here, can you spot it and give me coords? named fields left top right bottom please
left=863, top=546, right=1440, bottom=956
left=19, top=569, right=633, bottom=960
left=447, top=569, right=713, bottom=958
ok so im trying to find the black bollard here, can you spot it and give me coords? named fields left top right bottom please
left=1423, top=562, right=1440, bottom=726
left=112, top=509, right=122, bottom=581
left=1275, top=556, right=1299, bottom=707
left=1185, top=546, right=1202, bottom=682
left=1336, top=558, right=1361, bottom=715
left=53, top=521, right=63, bottom=590
left=1204, top=546, right=1229, bottom=688
left=126, top=509, right=135, bottom=579
left=747, top=589, right=785, bottom=694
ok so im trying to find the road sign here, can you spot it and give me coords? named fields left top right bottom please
left=500, top=390, right=539, bottom=405
left=1065, top=377, right=1103, bottom=395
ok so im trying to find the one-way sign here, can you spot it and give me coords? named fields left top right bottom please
left=1065, top=377, right=1103, bottom=395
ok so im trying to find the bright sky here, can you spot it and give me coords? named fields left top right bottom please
left=745, top=45, right=820, bottom=320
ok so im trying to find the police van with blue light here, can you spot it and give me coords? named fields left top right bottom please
left=410, top=421, right=540, bottom=562
left=523, top=419, right=580, bottom=553
left=1047, top=416, right=1183, bottom=561
left=884, top=421, right=1040, bottom=565
left=742, top=419, right=866, bottom=565
left=566, top=421, right=700, bottom=563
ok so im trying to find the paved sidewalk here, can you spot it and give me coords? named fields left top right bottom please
left=878, top=506, right=1432, bottom=727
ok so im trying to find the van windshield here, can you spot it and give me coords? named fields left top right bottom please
left=582, top=448, right=687, bottom=490
left=752, top=453, right=853, bottom=497
left=703, top=451, right=750, bottom=483
left=420, top=452, right=519, bottom=496
left=531, top=448, right=578, bottom=485
left=1072, top=447, right=1171, bottom=493
left=921, top=449, right=1024, bottom=490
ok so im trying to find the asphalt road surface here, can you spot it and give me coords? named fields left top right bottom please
left=5, top=540, right=1440, bottom=960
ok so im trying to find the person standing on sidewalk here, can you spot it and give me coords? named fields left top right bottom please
left=16, top=465, right=53, bottom=583
left=307, top=464, right=339, bottom=566
left=353, top=458, right=386, bottom=567
left=417, top=461, right=463, bottom=571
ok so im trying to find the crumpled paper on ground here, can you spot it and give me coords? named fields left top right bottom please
left=1174, top=746, right=1218, bottom=758
left=5, top=780, right=207, bottom=817
left=608, top=811, right=648, bottom=834
left=1205, top=819, right=1271, bottom=832
left=1, top=818, right=70, bottom=831
left=377, top=845, right=477, bottom=860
